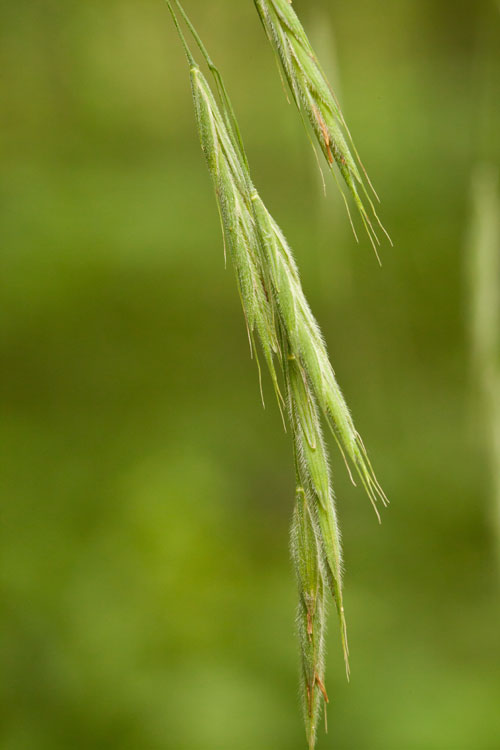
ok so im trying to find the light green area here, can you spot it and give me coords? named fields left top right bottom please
left=1, top=1, right=499, bottom=748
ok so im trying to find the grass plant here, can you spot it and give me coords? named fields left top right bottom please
left=166, top=2, right=387, bottom=746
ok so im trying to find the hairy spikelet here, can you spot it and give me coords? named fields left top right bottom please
left=166, top=2, right=387, bottom=746
left=286, top=349, right=348, bottom=674
left=252, top=194, right=388, bottom=520
left=291, top=488, right=329, bottom=750
left=189, top=66, right=283, bottom=403
left=254, top=0, right=391, bottom=256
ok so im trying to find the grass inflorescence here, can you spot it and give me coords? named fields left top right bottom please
left=166, top=2, right=387, bottom=747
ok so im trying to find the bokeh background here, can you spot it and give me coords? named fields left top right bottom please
left=1, top=1, right=499, bottom=748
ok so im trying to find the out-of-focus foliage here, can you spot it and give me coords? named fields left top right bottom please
left=1, top=1, right=499, bottom=749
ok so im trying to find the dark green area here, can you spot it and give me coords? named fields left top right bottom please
left=1, top=1, right=499, bottom=748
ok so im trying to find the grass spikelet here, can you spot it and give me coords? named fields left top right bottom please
left=286, top=351, right=348, bottom=675
left=254, top=0, right=391, bottom=254
left=291, top=487, right=329, bottom=750
left=166, top=2, right=386, bottom=745
left=251, top=194, right=388, bottom=517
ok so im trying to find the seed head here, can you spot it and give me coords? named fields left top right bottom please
left=166, top=3, right=388, bottom=746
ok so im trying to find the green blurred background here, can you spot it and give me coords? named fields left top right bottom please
left=1, top=1, right=499, bottom=748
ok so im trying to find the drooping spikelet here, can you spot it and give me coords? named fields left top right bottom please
left=290, top=487, right=329, bottom=750
left=252, top=194, right=388, bottom=520
left=254, top=0, right=391, bottom=256
left=166, top=2, right=387, bottom=746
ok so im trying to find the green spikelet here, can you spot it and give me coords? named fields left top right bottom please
left=291, top=487, right=329, bottom=750
left=254, top=0, right=391, bottom=256
left=286, top=352, right=348, bottom=674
